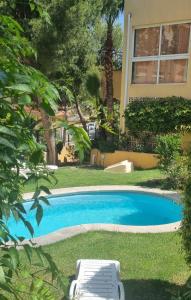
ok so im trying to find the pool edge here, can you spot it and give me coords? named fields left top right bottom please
left=21, top=186, right=181, bottom=246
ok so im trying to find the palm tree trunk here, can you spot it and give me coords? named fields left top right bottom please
left=104, top=21, right=114, bottom=115
left=104, top=21, right=114, bottom=142
left=40, top=108, right=56, bottom=165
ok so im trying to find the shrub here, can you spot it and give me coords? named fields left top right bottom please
left=165, top=156, right=189, bottom=190
left=182, top=152, right=191, bottom=266
left=155, top=134, right=182, bottom=171
left=171, top=276, right=191, bottom=299
left=125, top=97, right=191, bottom=135
left=118, top=132, right=156, bottom=153
left=155, top=134, right=187, bottom=189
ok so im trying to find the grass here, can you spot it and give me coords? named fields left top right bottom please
left=19, top=231, right=189, bottom=300
left=24, top=166, right=165, bottom=193
left=20, top=167, right=189, bottom=299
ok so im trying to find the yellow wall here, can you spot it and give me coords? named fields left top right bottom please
left=91, top=149, right=159, bottom=169
left=58, top=146, right=76, bottom=163
left=120, top=0, right=191, bottom=130
left=101, top=70, right=122, bottom=101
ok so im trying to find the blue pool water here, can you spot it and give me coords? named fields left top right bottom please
left=7, top=191, right=182, bottom=239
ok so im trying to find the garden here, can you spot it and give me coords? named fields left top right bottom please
left=1, top=0, right=191, bottom=300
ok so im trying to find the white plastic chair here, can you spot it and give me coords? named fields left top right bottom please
left=69, top=259, right=125, bottom=300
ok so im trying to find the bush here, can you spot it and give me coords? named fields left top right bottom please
left=182, top=152, right=191, bottom=266
left=165, top=156, right=189, bottom=190
left=155, top=134, right=187, bottom=189
left=155, top=134, right=182, bottom=171
left=118, top=132, right=156, bottom=153
left=125, top=97, right=191, bottom=135
left=171, top=276, right=191, bottom=299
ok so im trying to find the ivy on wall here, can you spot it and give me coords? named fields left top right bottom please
left=125, top=97, right=191, bottom=135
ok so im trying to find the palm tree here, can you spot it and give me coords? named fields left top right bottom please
left=102, top=0, right=124, bottom=132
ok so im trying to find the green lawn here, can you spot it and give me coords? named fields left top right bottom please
left=24, top=167, right=165, bottom=193
left=20, top=167, right=189, bottom=299
left=20, top=231, right=189, bottom=300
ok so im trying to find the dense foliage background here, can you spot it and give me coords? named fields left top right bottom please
left=125, top=97, right=191, bottom=135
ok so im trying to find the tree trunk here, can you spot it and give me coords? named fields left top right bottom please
left=40, top=108, right=56, bottom=165
left=104, top=21, right=114, bottom=142
left=74, top=97, right=88, bottom=132
left=104, top=21, right=114, bottom=115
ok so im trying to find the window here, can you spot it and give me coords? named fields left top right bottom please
left=134, top=27, right=160, bottom=57
left=132, top=61, right=157, bottom=84
left=132, top=23, right=190, bottom=84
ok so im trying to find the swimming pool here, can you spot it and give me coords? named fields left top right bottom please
left=7, top=191, right=182, bottom=239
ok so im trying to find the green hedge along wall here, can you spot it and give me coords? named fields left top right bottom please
left=125, top=96, right=191, bottom=135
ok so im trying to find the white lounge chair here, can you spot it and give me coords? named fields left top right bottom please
left=69, top=259, right=125, bottom=300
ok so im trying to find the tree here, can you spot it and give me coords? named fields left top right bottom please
left=101, top=0, right=124, bottom=136
left=0, top=14, right=90, bottom=299
left=1, top=0, right=94, bottom=162
left=31, top=0, right=103, bottom=133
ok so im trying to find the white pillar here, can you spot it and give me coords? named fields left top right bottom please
left=120, top=12, right=132, bottom=132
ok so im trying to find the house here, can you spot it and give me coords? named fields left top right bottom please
left=120, top=0, right=191, bottom=138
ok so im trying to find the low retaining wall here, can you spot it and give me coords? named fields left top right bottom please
left=91, top=149, right=159, bottom=169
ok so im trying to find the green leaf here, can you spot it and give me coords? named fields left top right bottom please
left=38, top=196, right=50, bottom=206
left=23, top=244, right=32, bottom=263
left=8, top=247, right=19, bottom=270
left=40, top=101, right=55, bottom=116
left=6, top=84, right=32, bottom=94
left=15, top=203, right=26, bottom=214
left=0, top=266, right=6, bottom=284
left=19, top=216, right=34, bottom=237
left=30, top=149, right=43, bottom=165
left=39, top=186, right=51, bottom=195
left=0, top=137, right=16, bottom=150
left=0, top=126, right=16, bottom=137
left=0, top=293, right=9, bottom=300
left=18, top=94, right=32, bottom=105
left=36, top=205, right=43, bottom=225
left=0, top=282, right=12, bottom=294
left=29, top=2, right=35, bottom=11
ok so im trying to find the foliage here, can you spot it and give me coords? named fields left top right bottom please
left=56, top=121, right=91, bottom=161
left=101, top=0, right=124, bottom=25
left=0, top=14, right=68, bottom=299
left=154, top=134, right=188, bottom=189
left=93, top=101, right=120, bottom=152
left=171, top=276, right=191, bottom=300
left=101, top=0, right=124, bottom=139
left=164, top=156, right=189, bottom=190
left=98, top=23, right=123, bottom=69
left=182, top=151, right=191, bottom=265
left=118, top=132, right=156, bottom=153
left=0, top=13, right=90, bottom=299
left=86, top=67, right=101, bottom=99
left=125, top=97, right=191, bottom=135
left=155, top=134, right=182, bottom=171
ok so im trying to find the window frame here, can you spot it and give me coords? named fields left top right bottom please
left=131, top=22, right=191, bottom=84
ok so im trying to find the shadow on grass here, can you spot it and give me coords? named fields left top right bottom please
left=123, top=278, right=181, bottom=300
left=63, top=278, right=182, bottom=300
left=137, top=178, right=175, bottom=190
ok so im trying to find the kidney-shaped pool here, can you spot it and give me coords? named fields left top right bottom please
left=7, top=191, right=182, bottom=239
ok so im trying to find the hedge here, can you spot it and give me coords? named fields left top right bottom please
left=125, top=96, right=191, bottom=135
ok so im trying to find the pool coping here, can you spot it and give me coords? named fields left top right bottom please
left=20, top=186, right=182, bottom=246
